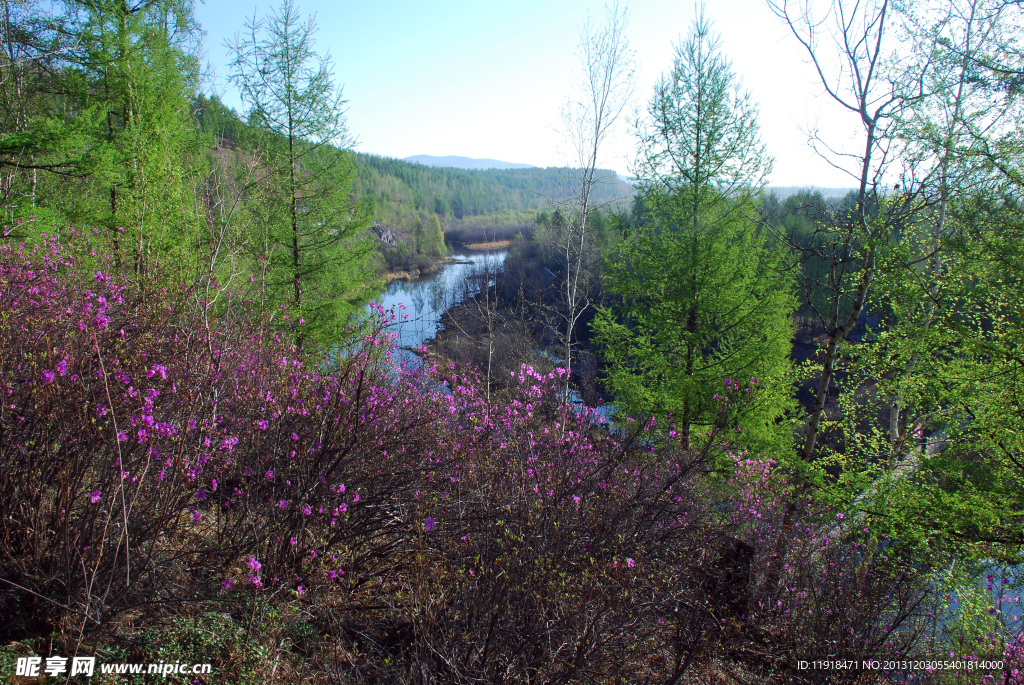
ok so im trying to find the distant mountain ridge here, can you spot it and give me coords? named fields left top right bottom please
left=403, top=155, right=535, bottom=170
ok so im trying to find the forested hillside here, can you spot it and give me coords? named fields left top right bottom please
left=194, top=92, right=632, bottom=270
left=196, top=94, right=633, bottom=235
left=2, top=0, right=1024, bottom=683
left=354, top=154, right=632, bottom=265
left=354, top=152, right=632, bottom=223
left=402, top=153, right=536, bottom=169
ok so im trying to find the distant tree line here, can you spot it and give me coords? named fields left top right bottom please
left=482, top=1, right=1024, bottom=606
left=4, top=0, right=1024, bottom=681
left=353, top=153, right=633, bottom=223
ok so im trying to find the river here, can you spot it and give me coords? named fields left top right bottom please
left=368, top=248, right=1021, bottom=647
left=368, top=246, right=616, bottom=424
left=370, top=247, right=508, bottom=354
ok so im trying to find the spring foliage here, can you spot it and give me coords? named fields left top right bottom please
left=5, top=232, right=1018, bottom=682
left=593, top=13, right=795, bottom=457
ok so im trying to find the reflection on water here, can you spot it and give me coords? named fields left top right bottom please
left=370, top=248, right=619, bottom=423
left=367, top=250, right=1024, bottom=647
left=370, top=247, right=507, bottom=353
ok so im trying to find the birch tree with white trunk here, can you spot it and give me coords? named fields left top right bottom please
left=558, top=0, right=636, bottom=396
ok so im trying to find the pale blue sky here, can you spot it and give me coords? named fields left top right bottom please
left=195, top=0, right=863, bottom=186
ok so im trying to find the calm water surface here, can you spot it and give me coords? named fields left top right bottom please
left=369, top=247, right=507, bottom=352
left=370, top=250, right=1022, bottom=644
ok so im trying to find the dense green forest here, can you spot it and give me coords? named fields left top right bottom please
left=355, top=154, right=632, bottom=272
left=2, top=0, right=1024, bottom=683
left=353, top=153, right=632, bottom=227
left=193, top=91, right=633, bottom=273
left=196, top=94, right=632, bottom=228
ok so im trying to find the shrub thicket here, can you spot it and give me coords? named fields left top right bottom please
left=1, top=232, right=1019, bottom=683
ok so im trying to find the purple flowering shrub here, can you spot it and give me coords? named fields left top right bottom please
left=747, top=510, right=938, bottom=675
left=392, top=366, right=732, bottom=681
left=363, top=368, right=941, bottom=682
left=1007, top=629, right=1024, bottom=684
left=0, top=234, right=449, bottom=634
left=0, top=232, right=992, bottom=682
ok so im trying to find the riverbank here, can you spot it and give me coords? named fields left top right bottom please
left=372, top=247, right=510, bottom=355
left=383, top=257, right=475, bottom=283
left=460, top=239, right=513, bottom=250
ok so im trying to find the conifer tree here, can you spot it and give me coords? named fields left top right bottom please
left=1, top=0, right=203, bottom=265
left=592, top=12, right=796, bottom=456
left=426, top=214, right=445, bottom=257
left=229, top=0, right=376, bottom=349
